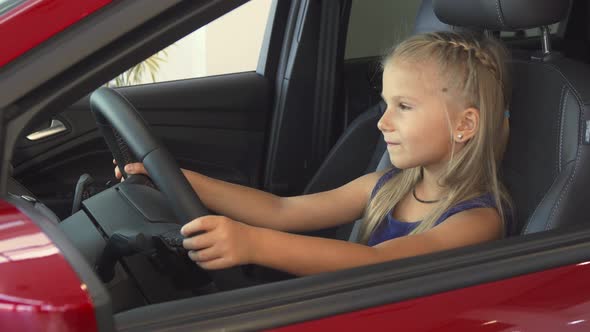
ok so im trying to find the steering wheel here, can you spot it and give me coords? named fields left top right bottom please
left=90, top=87, right=208, bottom=223
left=89, top=87, right=253, bottom=293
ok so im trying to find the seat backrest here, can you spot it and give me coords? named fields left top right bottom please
left=434, top=0, right=590, bottom=235
left=303, top=102, right=385, bottom=196
left=505, top=54, right=590, bottom=234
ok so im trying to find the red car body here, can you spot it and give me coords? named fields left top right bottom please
left=0, top=0, right=112, bottom=67
left=0, top=203, right=96, bottom=332
left=1, top=1, right=590, bottom=331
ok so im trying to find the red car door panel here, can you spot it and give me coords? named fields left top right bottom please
left=271, top=263, right=590, bottom=331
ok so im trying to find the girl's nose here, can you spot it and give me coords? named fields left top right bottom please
left=377, top=107, right=394, bottom=132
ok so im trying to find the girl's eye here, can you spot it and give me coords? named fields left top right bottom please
left=398, top=103, right=412, bottom=111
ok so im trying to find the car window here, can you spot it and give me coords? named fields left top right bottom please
left=344, top=0, right=421, bottom=60
left=107, top=0, right=272, bottom=87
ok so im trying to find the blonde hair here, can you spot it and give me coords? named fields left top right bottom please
left=358, top=31, right=513, bottom=244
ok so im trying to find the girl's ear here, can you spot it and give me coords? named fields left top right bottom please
left=454, top=107, right=479, bottom=143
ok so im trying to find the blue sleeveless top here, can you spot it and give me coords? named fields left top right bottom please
left=367, top=168, right=502, bottom=246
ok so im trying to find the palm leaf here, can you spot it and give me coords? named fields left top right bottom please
left=107, top=48, right=170, bottom=87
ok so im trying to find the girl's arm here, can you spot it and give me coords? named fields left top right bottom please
left=122, top=162, right=384, bottom=232
left=180, top=168, right=383, bottom=232
left=182, top=206, right=503, bottom=276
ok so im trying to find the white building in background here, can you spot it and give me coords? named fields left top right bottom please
left=116, top=0, right=272, bottom=86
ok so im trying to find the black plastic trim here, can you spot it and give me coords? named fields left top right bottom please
left=257, top=0, right=290, bottom=79
left=3, top=196, right=115, bottom=332
left=262, top=0, right=322, bottom=195
left=309, top=0, right=346, bottom=175
left=261, top=0, right=303, bottom=192
left=116, top=224, right=590, bottom=331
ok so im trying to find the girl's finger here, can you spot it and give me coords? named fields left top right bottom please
left=125, top=163, right=147, bottom=175
left=188, top=247, right=220, bottom=263
left=181, top=216, right=219, bottom=236
left=195, top=257, right=232, bottom=270
left=114, top=166, right=122, bottom=179
left=183, top=232, right=215, bottom=251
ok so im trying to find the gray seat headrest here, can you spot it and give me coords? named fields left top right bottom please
left=433, top=0, right=571, bottom=31
left=414, top=0, right=452, bottom=34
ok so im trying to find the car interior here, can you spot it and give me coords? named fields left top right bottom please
left=4, top=0, right=590, bottom=330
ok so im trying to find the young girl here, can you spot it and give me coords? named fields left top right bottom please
left=116, top=31, right=512, bottom=276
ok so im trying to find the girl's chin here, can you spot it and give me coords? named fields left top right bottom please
left=389, top=157, right=407, bottom=169
left=389, top=156, right=420, bottom=170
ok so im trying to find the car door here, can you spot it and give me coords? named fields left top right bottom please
left=10, top=0, right=279, bottom=220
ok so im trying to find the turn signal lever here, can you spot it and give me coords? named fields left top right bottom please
left=95, top=231, right=152, bottom=283
left=95, top=224, right=190, bottom=283
left=71, top=173, right=95, bottom=214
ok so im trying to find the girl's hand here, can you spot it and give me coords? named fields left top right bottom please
left=181, top=215, right=256, bottom=270
left=113, top=159, right=149, bottom=181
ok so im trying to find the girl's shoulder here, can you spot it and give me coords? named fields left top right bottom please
left=437, top=193, right=513, bottom=236
left=371, top=167, right=401, bottom=198
left=441, top=193, right=496, bottom=220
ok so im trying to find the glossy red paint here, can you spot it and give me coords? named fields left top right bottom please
left=271, top=263, right=590, bottom=331
left=0, top=201, right=97, bottom=332
left=0, top=0, right=112, bottom=68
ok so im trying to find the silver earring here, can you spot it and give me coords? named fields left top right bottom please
left=457, top=133, right=463, bottom=140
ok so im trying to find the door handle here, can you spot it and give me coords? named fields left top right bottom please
left=26, top=119, right=67, bottom=141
